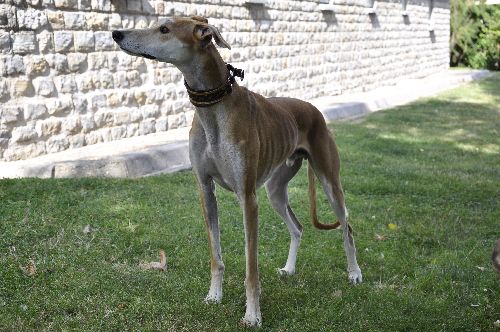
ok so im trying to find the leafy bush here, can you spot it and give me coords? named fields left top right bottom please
left=450, top=0, right=499, bottom=70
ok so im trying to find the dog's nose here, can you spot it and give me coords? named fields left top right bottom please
left=112, top=30, right=124, bottom=42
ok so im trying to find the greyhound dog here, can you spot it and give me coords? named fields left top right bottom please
left=112, top=16, right=362, bottom=327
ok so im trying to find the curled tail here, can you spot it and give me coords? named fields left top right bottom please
left=308, top=163, right=342, bottom=230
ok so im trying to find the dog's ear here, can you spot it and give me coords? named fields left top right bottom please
left=191, top=16, right=208, bottom=24
left=194, top=24, right=231, bottom=50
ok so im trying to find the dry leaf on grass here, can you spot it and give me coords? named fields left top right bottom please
left=20, top=260, right=37, bottom=276
left=139, top=250, right=167, bottom=271
left=375, top=234, right=387, bottom=241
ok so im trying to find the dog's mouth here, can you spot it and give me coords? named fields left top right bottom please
left=140, top=53, right=156, bottom=60
left=119, top=47, right=156, bottom=60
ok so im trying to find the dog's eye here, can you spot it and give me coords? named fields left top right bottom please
left=160, top=26, right=169, bottom=34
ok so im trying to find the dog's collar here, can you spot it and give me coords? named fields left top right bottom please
left=184, top=63, right=244, bottom=108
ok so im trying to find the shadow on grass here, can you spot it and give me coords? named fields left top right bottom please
left=0, top=75, right=499, bottom=331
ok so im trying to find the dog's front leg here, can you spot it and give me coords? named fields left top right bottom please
left=197, top=177, right=225, bottom=303
left=238, top=190, right=262, bottom=327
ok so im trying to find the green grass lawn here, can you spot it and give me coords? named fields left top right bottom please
left=1, top=74, right=499, bottom=331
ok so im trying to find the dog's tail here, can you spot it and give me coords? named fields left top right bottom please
left=308, top=163, right=342, bottom=230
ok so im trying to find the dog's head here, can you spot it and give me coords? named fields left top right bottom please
left=112, top=16, right=231, bottom=64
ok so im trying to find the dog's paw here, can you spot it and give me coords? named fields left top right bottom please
left=204, top=292, right=222, bottom=304
left=277, top=267, right=295, bottom=276
left=240, top=313, right=262, bottom=328
left=348, top=267, right=363, bottom=284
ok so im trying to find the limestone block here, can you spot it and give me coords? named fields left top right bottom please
left=91, top=0, right=111, bottom=11
left=126, top=70, right=142, bottom=87
left=1, top=105, right=23, bottom=124
left=80, top=114, right=95, bottom=133
left=54, top=0, right=78, bottom=9
left=47, top=11, right=65, bottom=30
left=129, top=108, right=142, bottom=122
left=54, top=31, right=74, bottom=52
left=26, top=56, right=49, bottom=77
left=141, top=104, right=159, bottom=118
left=69, top=133, right=85, bottom=148
left=111, top=125, right=126, bottom=140
left=0, top=4, right=16, bottom=29
left=94, top=31, right=114, bottom=51
left=109, top=13, right=122, bottom=29
left=133, top=89, right=147, bottom=105
left=11, top=78, right=33, bottom=97
left=12, top=32, right=36, bottom=54
left=62, top=116, right=82, bottom=134
left=43, top=0, right=55, bottom=5
left=3, top=142, right=46, bottom=161
left=24, top=103, right=48, bottom=121
left=131, top=57, right=146, bottom=71
left=127, top=123, right=138, bottom=136
left=113, top=71, right=129, bottom=88
left=106, top=91, right=126, bottom=107
left=167, top=113, right=186, bottom=130
left=100, top=128, right=112, bottom=142
left=78, top=0, right=91, bottom=10
left=92, top=69, right=114, bottom=89
left=17, top=8, right=48, bottom=30
left=76, top=72, right=95, bottom=92
left=33, top=77, right=56, bottom=97
left=87, top=52, right=107, bottom=70
left=64, top=12, right=86, bottom=29
left=121, top=15, right=134, bottom=29
left=0, top=31, right=10, bottom=54
left=72, top=94, right=88, bottom=114
left=113, top=108, right=130, bottom=125
left=141, top=0, right=155, bottom=14
left=107, top=52, right=119, bottom=71
left=2, top=55, right=24, bottom=75
left=111, top=0, right=126, bottom=11
left=67, top=53, right=87, bottom=72
left=54, top=74, right=77, bottom=94
left=37, top=31, right=54, bottom=53
left=45, top=53, right=68, bottom=74
left=139, top=118, right=155, bottom=135
left=127, top=0, right=142, bottom=12
left=88, top=93, right=107, bottom=111
left=86, top=13, right=108, bottom=30
left=93, top=109, right=114, bottom=127
left=155, top=117, right=168, bottom=132
left=135, top=16, right=148, bottom=29
left=0, top=78, right=8, bottom=100
left=74, top=31, right=94, bottom=52
left=85, top=130, right=102, bottom=145
left=36, top=117, right=62, bottom=137
left=46, top=135, right=69, bottom=153
left=47, top=96, right=73, bottom=115
left=11, top=126, right=38, bottom=143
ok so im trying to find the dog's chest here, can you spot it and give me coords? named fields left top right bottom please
left=190, top=108, right=246, bottom=191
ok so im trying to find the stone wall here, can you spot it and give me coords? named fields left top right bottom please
left=0, top=0, right=450, bottom=161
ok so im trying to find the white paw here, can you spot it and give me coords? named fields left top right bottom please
left=204, top=291, right=222, bottom=304
left=240, top=312, right=262, bottom=328
left=277, top=267, right=295, bottom=276
left=348, top=267, right=363, bottom=284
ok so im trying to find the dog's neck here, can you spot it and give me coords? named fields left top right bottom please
left=175, top=45, right=229, bottom=92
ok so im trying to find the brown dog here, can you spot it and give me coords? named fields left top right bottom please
left=113, top=16, right=362, bottom=327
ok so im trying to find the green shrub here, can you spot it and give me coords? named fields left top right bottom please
left=450, top=1, right=499, bottom=70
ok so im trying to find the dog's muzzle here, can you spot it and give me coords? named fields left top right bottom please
left=112, top=30, right=157, bottom=60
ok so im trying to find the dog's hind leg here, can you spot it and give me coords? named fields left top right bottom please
left=265, top=159, right=303, bottom=276
left=196, top=176, right=225, bottom=302
left=308, top=131, right=362, bottom=284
